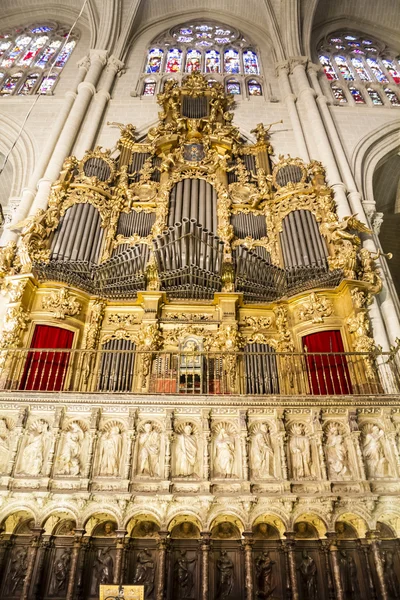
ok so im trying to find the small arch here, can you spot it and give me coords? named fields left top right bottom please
left=334, top=512, right=368, bottom=538
left=83, top=511, right=120, bottom=536
left=168, top=515, right=202, bottom=538
left=247, top=78, right=262, bottom=96
left=41, top=512, right=77, bottom=535
left=125, top=512, right=161, bottom=536
left=291, top=512, right=328, bottom=538
left=252, top=515, right=285, bottom=539
left=208, top=514, right=244, bottom=537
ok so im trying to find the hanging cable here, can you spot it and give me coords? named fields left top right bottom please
left=0, top=0, right=89, bottom=178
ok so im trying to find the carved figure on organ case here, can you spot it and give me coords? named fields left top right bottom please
left=255, top=551, right=276, bottom=598
left=298, top=551, right=318, bottom=600
left=50, top=548, right=71, bottom=594
left=251, top=423, right=274, bottom=479
left=362, top=424, right=391, bottom=478
left=138, top=423, right=160, bottom=477
left=325, top=423, right=350, bottom=480
left=339, top=551, right=360, bottom=600
left=0, top=419, right=10, bottom=473
left=92, top=547, right=114, bottom=594
left=214, top=427, right=235, bottom=478
left=57, top=422, right=84, bottom=476
left=383, top=551, right=400, bottom=599
left=175, top=424, right=198, bottom=477
left=133, top=548, right=155, bottom=599
left=174, top=550, right=196, bottom=599
left=99, top=425, right=122, bottom=476
left=289, top=424, right=313, bottom=479
left=20, top=419, right=52, bottom=476
left=8, top=547, right=28, bottom=594
left=216, top=550, right=234, bottom=599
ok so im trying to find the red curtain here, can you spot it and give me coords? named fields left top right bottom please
left=302, top=330, right=352, bottom=395
left=20, top=325, right=74, bottom=391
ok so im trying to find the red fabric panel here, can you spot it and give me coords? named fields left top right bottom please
left=302, top=330, right=352, bottom=395
left=20, top=325, right=74, bottom=391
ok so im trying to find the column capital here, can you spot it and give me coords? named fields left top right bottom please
left=89, top=49, right=108, bottom=66
left=106, top=55, right=125, bottom=74
left=76, top=56, right=91, bottom=71
left=307, top=62, right=323, bottom=76
left=283, top=531, right=296, bottom=543
left=289, top=56, right=309, bottom=73
left=275, top=60, right=290, bottom=76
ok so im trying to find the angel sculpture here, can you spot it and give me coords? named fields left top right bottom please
left=107, top=121, right=136, bottom=140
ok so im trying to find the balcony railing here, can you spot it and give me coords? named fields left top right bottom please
left=0, top=347, right=399, bottom=396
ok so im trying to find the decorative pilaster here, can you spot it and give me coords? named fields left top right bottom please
left=155, top=531, right=169, bottom=600
left=75, top=536, right=91, bottom=600
left=284, top=532, right=299, bottom=600
left=21, top=527, right=43, bottom=600
left=66, top=529, right=85, bottom=600
left=8, top=407, right=27, bottom=477
left=367, top=531, right=389, bottom=600
left=164, top=410, right=173, bottom=481
left=123, top=409, right=136, bottom=480
left=242, top=532, right=254, bottom=600
left=239, top=410, right=249, bottom=481
left=202, top=410, right=211, bottom=482
left=325, top=533, right=343, bottom=600
left=114, top=530, right=127, bottom=584
left=44, top=407, right=63, bottom=477
left=359, top=540, right=377, bottom=600
left=82, top=408, right=100, bottom=479
left=199, top=532, right=211, bottom=600
left=32, top=537, right=52, bottom=599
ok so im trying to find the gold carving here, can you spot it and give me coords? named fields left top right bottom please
left=107, top=314, right=139, bottom=326
left=298, top=293, right=333, bottom=323
left=42, top=288, right=81, bottom=320
left=0, top=242, right=17, bottom=284
left=0, top=306, right=28, bottom=348
left=275, top=306, right=294, bottom=352
left=242, top=316, right=272, bottom=330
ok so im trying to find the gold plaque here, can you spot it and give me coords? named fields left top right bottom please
left=99, top=585, right=144, bottom=600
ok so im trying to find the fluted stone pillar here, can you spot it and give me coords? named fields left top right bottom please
left=242, top=532, right=254, bottom=600
left=21, top=527, right=43, bottom=600
left=284, top=532, right=299, bottom=600
left=367, top=530, right=389, bottom=600
left=114, top=529, right=127, bottom=584
left=66, top=529, right=85, bottom=600
left=200, top=532, right=211, bottom=600
left=325, top=533, right=344, bottom=600
left=155, top=531, right=169, bottom=600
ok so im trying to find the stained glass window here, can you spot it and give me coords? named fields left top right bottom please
left=334, top=56, right=354, bottom=80
left=205, top=50, right=220, bottom=73
left=165, top=48, right=182, bottom=73
left=366, top=58, right=388, bottom=82
left=248, top=79, right=262, bottom=96
left=18, top=35, right=48, bottom=67
left=366, top=88, right=383, bottom=105
left=349, top=86, right=365, bottom=103
left=143, top=80, right=156, bottom=96
left=30, top=25, right=53, bottom=33
left=54, top=40, right=76, bottom=68
left=185, top=49, right=201, bottom=73
left=0, top=72, right=23, bottom=95
left=224, top=49, right=240, bottom=74
left=18, top=73, right=40, bottom=94
left=319, top=55, right=337, bottom=80
left=384, top=88, right=400, bottom=106
left=351, top=57, right=370, bottom=81
left=0, top=41, right=11, bottom=62
left=227, top=80, right=241, bottom=95
left=2, top=36, right=31, bottom=68
left=331, top=85, right=347, bottom=103
left=243, top=50, right=259, bottom=75
left=146, top=48, right=163, bottom=73
left=382, top=59, right=400, bottom=84
left=38, top=73, right=58, bottom=94
left=35, top=40, right=61, bottom=68
left=207, top=78, right=217, bottom=87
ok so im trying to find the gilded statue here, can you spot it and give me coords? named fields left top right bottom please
left=320, top=213, right=371, bottom=278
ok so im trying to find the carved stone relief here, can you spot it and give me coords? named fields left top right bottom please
left=173, top=422, right=200, bottom=478
left=212, top=422, right=237, bottom=479
left=16, top=418, right=52, bottom=476
left=249, top=422, right=275, bottom=479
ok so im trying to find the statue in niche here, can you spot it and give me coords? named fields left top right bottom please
left=133, top=548, right=155, bottom=599
left=175, top=424, right=198, bottom=477
left=325, top=423, right=350, bottom=480
left=212, top=522, right=238, bottom=539
left=294, top=522, right=316, bottom=539
left=57, top=519, right=75, bottom=535
left=20, top=420, right=52, bottom=476
left=0, top=419, right=10, bottom=473
left=58, top=422, right=84, bottom=476
left=132, top=520, right=159, bottom=538
left=216, top=550, right=234, bottom=599
left=99, top=425, right=122, bottom=476
left=174, top=550, right=196, bottom=599
left=214, top=427, right=235, bottom=478
left=99, top=521, right=116, bottom=537
left=8, top=547, right=28, bottom=594
left=289, top=424, right=313, bottom=479
left=138, top=423, right=160, bottom=477
left=383, top=551, right=400, bottom=599
left=50, top=548, right=71, bottom=594
left=251, top=423, right=274, bottom=479
left=255, top=551, right=276, bottom=598
left=298, top=551, right=318, bottom=600
left=335, top=521, right=356, bottom=539
left=362, top=424, right=390, bottom=478
left=92, top=547, right=114, bottom=593
left=339, top=551, right=360, bottom=600
left=253, top=523, right=278, bottom=540
left=172, top=522, right=199, bottom=539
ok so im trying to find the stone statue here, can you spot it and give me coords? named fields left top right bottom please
left=339, top=551, right=360, bottom=600
left=8, top=547, right=28, bottom=594
left=92, top=547, right=114, bottom=593
left=251, top=423, right=274, bottom=479
left=216, top=550, right=234, bottom=599
left=298, top=551, right=318, bottom=600
left=20, top=420, right=51, bottom=476
left=325, top=423, right=349, bottom=480
left=99, top=425, right=122, bottom=476
left=133, top=548, right=155, bottom=598
left=58, top=422, right=84, bottom=476
left=255, top=551, right=276, bottom=598
left=289, top=424, right=312, bottom=479
left=175, top=424, right=198, bottom=477
left=383, top=551, right=400, bottom=599
left=214, top=427, right=235, bottom=478
left=138, top=423, right=160, bottom=477
left=50, top=549, right=71, bottom=594
left=174, top=550, right=196, bottom=599
left=362, top=424, right=389, bottom=478
left=0, top=418, right=10, bottom=473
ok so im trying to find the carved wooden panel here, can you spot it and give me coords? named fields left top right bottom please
left=166, top=539, right=200, bottom=600
left=209, top=541, right=244, bottom=600
left=125, top=539, right=158, bottom=600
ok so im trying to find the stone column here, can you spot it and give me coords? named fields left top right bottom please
left=199, top=532, right=211, bottom=600
left=32, top=537, right=52, bottom=599
left=21, top=527, right=43, bottom=600
left=75, top=536, right=90, bottom=600
left=242, top=532, right=254, bottom=600
left=155, top=531, right=169, bottom=600
left=283, top=532, right=299, bottom=600
left=0, top=535, right=11, bottom=588
left=114, top=529, right=127, bottom=584
left=367, top=530, right=389, bottom=600
left=359, top=540, right=377, bottom=600
left=325, top=533, right=344, bottom=600
left=66, top=529, right=85, bottom=600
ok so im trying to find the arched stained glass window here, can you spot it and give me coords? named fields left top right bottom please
left=224, top=49, right=240, bottom=74
left=318, top=31, right=400, bottom=107
left=166, top=48, right=182, bottom=73
left=226, top=79, right=241, bottom=95
left=331, top=84, right=347, bottom=103
left=0, top=23, right=78, bottom=97
left=146, top=48, right=163, bottom=73
left=243, top=50, right=259, bottom=75
left=185, top=49, right=201, bottom=72
left=248, top=79, right=262, bottom=96
left=384, top=88, right=400, bottom=106
left=143, top=80, right=156, bottom=96
left=205, top=50, right=220, bottom=73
